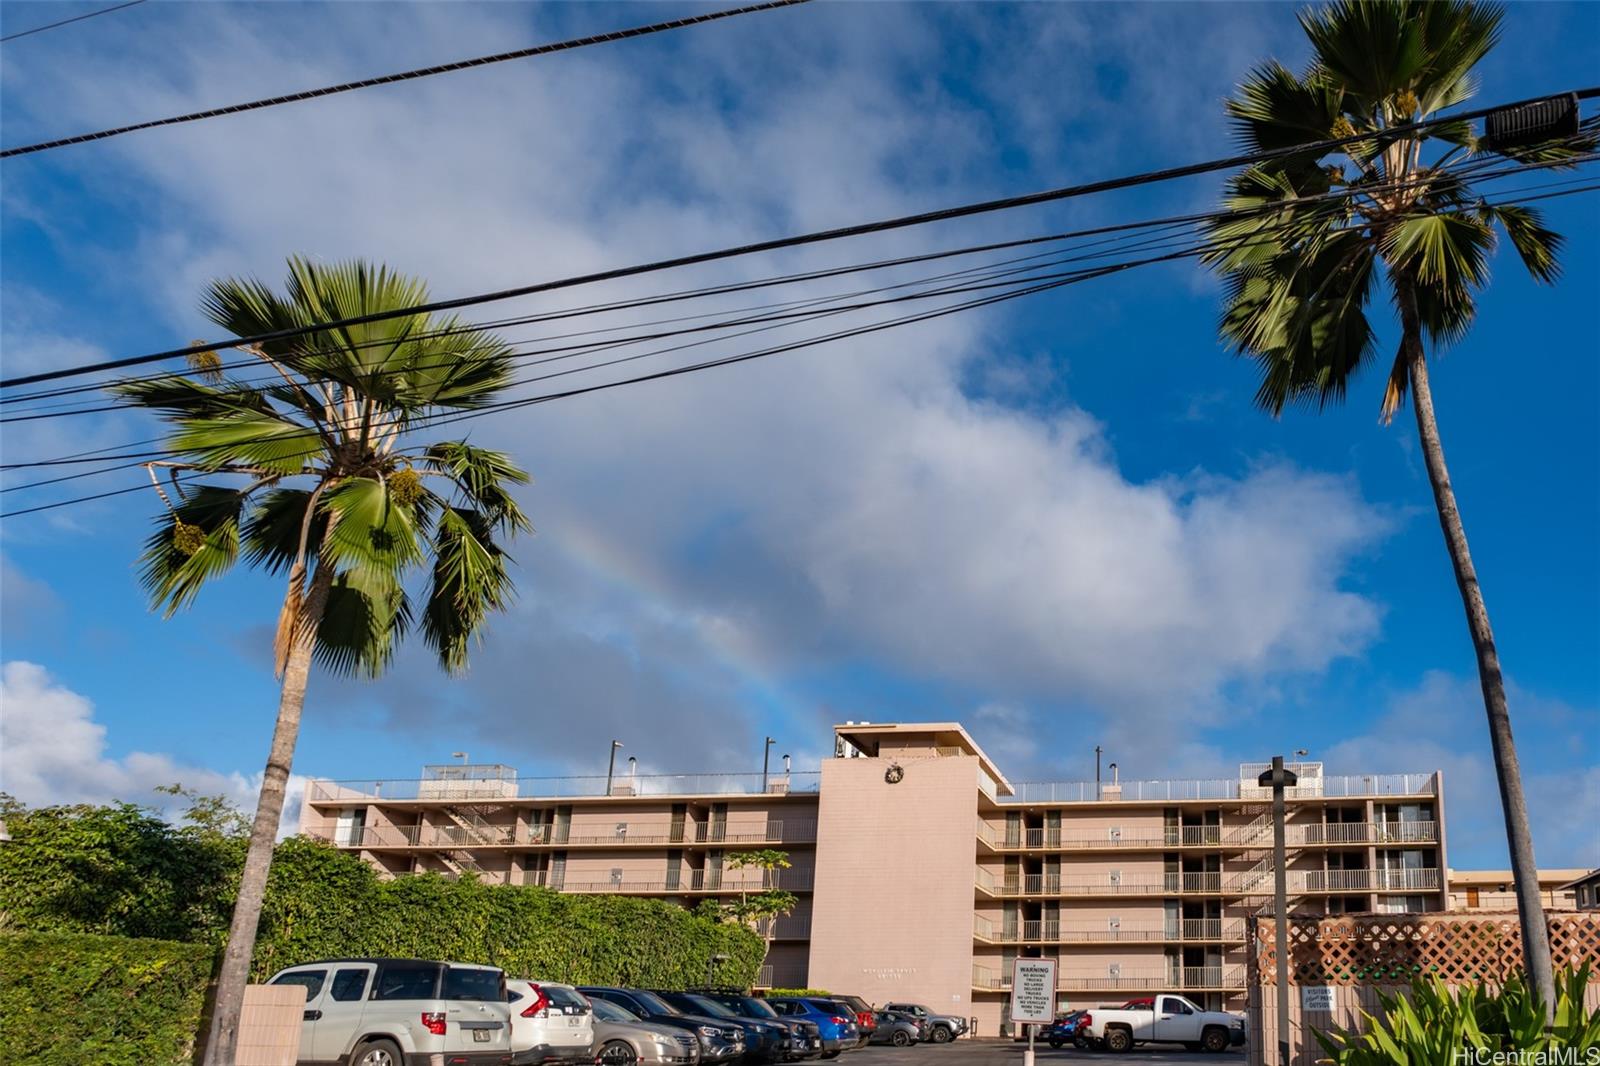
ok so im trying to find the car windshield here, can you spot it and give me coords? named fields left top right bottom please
left=685, top=995, right=738, bottom=1018
left=591, top=998, right=639, bottom=1024
left=735, top=997, right=779, bottom=1019
left=631, top=991, right=680, bottom=1016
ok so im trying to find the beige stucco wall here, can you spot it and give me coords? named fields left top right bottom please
left=809, top=755, right=980, bottom=1017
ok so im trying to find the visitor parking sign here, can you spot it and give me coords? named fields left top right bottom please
left=1009, top=958, right=1058, bottom=1025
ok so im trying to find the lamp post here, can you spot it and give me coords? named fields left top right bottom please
left=1258, top=755, right=1299, bottom=1066
left=606, top=740, right=623, bottom=795
left=1095, top=746, right=1103, bottom=798
left=762, top=737, right=776, bottom=793
left=708, top=953, right=730, bottom=988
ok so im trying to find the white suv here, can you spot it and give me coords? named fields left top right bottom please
left=269, top=957, right=513, bottom=1065
left=505, top=980, right=594, bottom=1065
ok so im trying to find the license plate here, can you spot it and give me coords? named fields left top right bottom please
left=473, top=1029, right=490, bottom=1043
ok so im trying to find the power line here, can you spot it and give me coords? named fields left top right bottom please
left=0, top=0, right=809, bottom=158
left=6, top=85, right=1594, bottom=391
left=0, top=0, right=146, bottom=44
left=7, top=179, right=1596, bottom=516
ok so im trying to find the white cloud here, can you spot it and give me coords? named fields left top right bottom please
left=2, top=5, right=1391, bottom=764
left=1325, top=672, right=1600, bottom=869
left=0, top=660, right=304, bottom=835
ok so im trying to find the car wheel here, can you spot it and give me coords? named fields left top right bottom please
left=930, top=1026, right=952, bottom=1044
left=891, top=1030, right=912, bottom=1047
left=1049, top=1039, right=1064, bottom=1049
left=820, top=1051, right=840, bottom=1060
left=1104, top=1028, right=1133, bottom=1053
left=596, top=1038, right=639, bottom=1064
left=1201, top=1027, right=1230, bottom=1053
left=350, top=1039, right=403, bottom=1066
left=1074, top=1034, right=1093, bottom=1050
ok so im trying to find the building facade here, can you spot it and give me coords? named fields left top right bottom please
left=1445, top=867, right=1588, bottom=913
left=302, top=721, right=1450, bottom=1032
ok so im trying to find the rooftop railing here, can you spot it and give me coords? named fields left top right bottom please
left=307, top=771, right=822, bottom=804
left=998, top=773, right=1436, bottom=804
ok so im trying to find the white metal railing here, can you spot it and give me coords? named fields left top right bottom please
left=1000, top=772, right=1435, bottom=804
left=756, top=966, right=774, bottom=988
left=328, top=818, right=818, bottom=849
left=526, top=868, right=813, bottom=894
left=976, top=871, right=1224, bottom=896
left=972, top=965, right=1245, bottom=990
left=1228, top=867, right=1442, bottom=894
left=755, top=914, right=812, bottom=939
left=1295, top=821, right=1438, bottom=845
left=975, top=918, right=1245, bottom=943
left=307, top=771, right=823, bottom=803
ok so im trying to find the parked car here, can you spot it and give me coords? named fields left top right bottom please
left=579, top=987, right=746, bottom=1063
left=504, top=979, right=594, bottom=1065
left=1042, top=1011, right=1091, bottom=1050
left=880, top=1003, right=966, bottom=1044
left=827, top=995, right=876, bottom=1046
left=868, top=1011, right=921, bottom=1047
left=269, top=957, right=513, bottom=1066
left=587, top=995, right=703, bottom=1064
left=763, top=997, right=859, bottom=1059
left=690, top=991, right=825, bottom=1061
left=1080, top=994, right=1245, bottom=1052
left=653, top=991, right=786, bottom=1063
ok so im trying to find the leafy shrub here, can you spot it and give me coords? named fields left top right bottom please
left=0, top=932, right=214, bottom=1066
left=766, top=988, right=833, bottom=997
left=1315, top=964, right=1600, bottom=1063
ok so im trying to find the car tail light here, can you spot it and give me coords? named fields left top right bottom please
left=520, top=984, right=552, bottom=1019
left=1081, top=1012, right=1092, bottom=1028
left=830, top=1016, right=847, bottom=1026
left=421, top=1012, right=447, bottom=1036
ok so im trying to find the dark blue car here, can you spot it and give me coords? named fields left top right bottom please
left=764, top=997, right=858, bottom=1059
left=1044, top=1010, right=1090, bottom=1049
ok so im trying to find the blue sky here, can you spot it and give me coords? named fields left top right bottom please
left=1, top=1, right=1596, bottom=868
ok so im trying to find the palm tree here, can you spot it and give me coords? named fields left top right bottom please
left=115, top=258, right=532, bottom=1064
left=1206, top=0, right=1593, bottom=1017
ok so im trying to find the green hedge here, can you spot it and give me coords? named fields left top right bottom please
left=767, top=988, right=832, bottom=997
left=0, top=932, right=214, bottom=1066
left=1, top=801, right=766, bottom=990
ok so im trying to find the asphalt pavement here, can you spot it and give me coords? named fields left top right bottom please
left=846, top=1039, right=1247, bottom=1065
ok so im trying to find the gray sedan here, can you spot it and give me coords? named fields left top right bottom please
left=869, top=1011, right=923, bottom=1047
left=589, top=995, right=703, bottom=1064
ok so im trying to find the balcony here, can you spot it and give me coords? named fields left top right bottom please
left=973, top=916, right=1246, bottom=944
left=307, top=770, right=822, bottom=804
left=527, top=869, right=813, bottom=894
left=1222, top=867, right=1442, bottom=894
left=976, top=819, right=1439, bottom=852
left=333, top=819, right=817, bottom=850
left=971, top=966, right=1245, bottom=992
left=976, top=870, right=1225, bottom=897
left=754, top=914, right=812, bottom=940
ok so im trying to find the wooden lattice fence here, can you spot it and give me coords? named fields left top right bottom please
left=1246, top=912, right=1600, bottom=1066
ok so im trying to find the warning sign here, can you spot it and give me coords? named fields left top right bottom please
left=1009, top=958, right=1058, bottom=1024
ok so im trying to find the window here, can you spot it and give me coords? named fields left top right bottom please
left=373, top=964, right=439, bottom=1000
left=272, top=970, right=327, bottom=1001
left=442, top=967, right=504, bottom=1002
left=330, top=969, right=369, bottom=1002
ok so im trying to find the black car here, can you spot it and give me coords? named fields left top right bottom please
left=577, top=987, right=746, bottom=1064
left=653, top=990, right=787, bottom=1064
left=692, top=990, right=824, bottom=1061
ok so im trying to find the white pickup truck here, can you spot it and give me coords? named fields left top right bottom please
left=1081, top=994, right=1245, bottom=1053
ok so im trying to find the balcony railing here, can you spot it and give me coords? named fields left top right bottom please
left=1224, top=867, right=1442, bottom=894
left=330, top=819, right=817, bottom=850
left=972, top=966, right=1245, bottom=991
left=976, top=870, right=1225, bottom=896
left=974, top=917, right=1245, bottom=943
left=999, top=773, right=1436, bottom=805
left=528, top=869, right=813, bottom=894
left=307, top=771, right=822, bottom=804
left=755, top=914, right=812, bottom=939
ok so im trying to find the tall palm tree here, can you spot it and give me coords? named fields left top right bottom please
left=1205, top=0, right=1592, bottom=1016
left=116, top=258, right=532, bottom=1064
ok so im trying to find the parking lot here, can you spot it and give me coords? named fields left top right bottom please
left=856, top=1041, right=1248, bottom=1066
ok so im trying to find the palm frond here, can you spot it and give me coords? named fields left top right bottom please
left=318, top=477, right=426, bottom=580
left=314, top=567, right=412, bottom=679
left=1479, top=203, right=1565, bottom=284
left=241, top=488, right=327, bottom=575
left=421, top=506, right=516, bottom=674
left=165, top=409, right=325, bottom=474
left=1382, top=210, right=1493, bottom=344
left=136, top=485, right=247, bottom=617
left=420, top=441, right=533, bottom=534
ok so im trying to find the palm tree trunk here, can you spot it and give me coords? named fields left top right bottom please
left=1395, top=272, right=1556, bottom=1019
left=201, top=562, right=336, bottom=1065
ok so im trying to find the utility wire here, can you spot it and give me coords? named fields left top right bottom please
left=0, top=0, right=146, bottom=43
left=0, top=0, right=809, bottom=158
left=1, top=144, right=1586, bottom=423
left=6, top=95, right=1594, bottom=392
left=7, top=179, right=1595, bottom=516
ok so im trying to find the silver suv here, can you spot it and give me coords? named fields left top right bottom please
left=269, top=957, right=513, bottom=1065
left=881, top=1003, right=966, bottom=1043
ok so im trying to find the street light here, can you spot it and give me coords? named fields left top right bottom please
left=1258, top=755, right=1300, bottom=1066
left=606, top=740, right=623, bottom=795
left=762, top=737, right=776, bottom=793
left=451, top=751, right=468, bottom=764
left=708, top=953, right=731, bottom=988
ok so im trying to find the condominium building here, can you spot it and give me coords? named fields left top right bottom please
left=301, top=721, right=1448, bottom=1032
